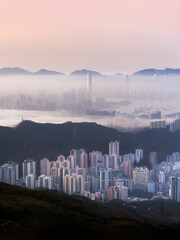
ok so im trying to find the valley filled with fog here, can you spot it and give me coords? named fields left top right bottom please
left=0, top=73, right=180, bottom=129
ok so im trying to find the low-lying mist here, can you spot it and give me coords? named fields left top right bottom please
left=0, top=73, right=179, bottom=130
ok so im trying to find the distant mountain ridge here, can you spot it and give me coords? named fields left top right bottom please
left=0, top=67, right=64, bottom=76
left=35, top=69, right=64, bottom=75
left=0, top=67, right=31, bottom=75
left=1, top=67, right=180, bottom=77
left=70, top=69, right=103, bottom=76
left=133, top=68, right=180, bottom=76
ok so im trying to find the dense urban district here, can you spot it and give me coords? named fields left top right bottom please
left=1, top=140, right=180, bottom=202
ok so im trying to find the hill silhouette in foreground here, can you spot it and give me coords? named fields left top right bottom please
left=1, top=183, right=180, bottom=240
left=0, top=120, right=180, bottom=173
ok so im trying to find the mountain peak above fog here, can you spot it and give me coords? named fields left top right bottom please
left=0, top=67, right=31, bottom=75
left=1, top=67, right=180, bottom=77
left=70, top=69, right=103, bottom=76
left=0, top=67, right=64, bottom=76
left=133, top=68, right=180, bottom=76
left=35, top=69, right=64, bottom=75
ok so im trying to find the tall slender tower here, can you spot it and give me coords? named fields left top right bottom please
left=86, top=72, right=92, bottom=103
left=109, top=141, right=119, bottom=156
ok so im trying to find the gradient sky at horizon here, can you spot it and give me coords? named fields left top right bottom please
left=0, top=0, right=180, bottom=74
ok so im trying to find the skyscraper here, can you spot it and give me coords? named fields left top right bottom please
left=86, top=72, right=92, bottom=109
left=68, top=175, right=76, bottom=195
left=26, top=174, right=35, bottom=189
left=170, top=176, right=180, bottom=201
left=40, top=158, right=50, bottom=176
left=89, top=151, right=102, bottom=174
left=23, top=159, right=36, bottom=178
left=118, top=186, right=128, bottom=200
left=76, top=175, right=85, bottom=195
left=86, top=73, right=92, bottom=99
left=80, top=152, right=88, bottom=169
left=67, top=155, right=76, bottom=169
left=100, top=169, right=112, bottom=191
left=135, top=149, right=143, bottom=163
left=133, top=167, right=149, bottom=185
left=0, top=162, right=19, bottom=185
left=70, top=149, right=86, bottom=167
left=38, top=175, right=45, bottom=188
left=102, top=155, right=110, bottom=168
left=109, top=141, right=119, bottom=156
left=149, top=152, right=157, bottom=167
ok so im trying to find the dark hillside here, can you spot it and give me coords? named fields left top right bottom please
left=0, top=121, right=179, bottom=174
left=0, top=183, right=179, bottom=240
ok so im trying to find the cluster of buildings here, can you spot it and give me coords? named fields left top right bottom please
left=150, top=118, right=180, bottom=132
left=0, top=73, right=94, bottom=116
left=1, top=141, right=180, bottom=202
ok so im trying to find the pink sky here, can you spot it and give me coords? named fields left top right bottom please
left=0, top=0, right=180, bottom=74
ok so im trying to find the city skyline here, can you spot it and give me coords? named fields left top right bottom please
left=1, top=1, right=180, bottom=238
left=1, top=140, right=180, bottom=202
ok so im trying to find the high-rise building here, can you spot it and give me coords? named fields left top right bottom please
left=172, top=152, right=180, bottom=162
left=135, top=149, right=143, bottom=163
left=122, top=159, right=132, bottom=178
left=158, top=172, right=165, bottom=184
left=64, top=175, right=69, bottom=194
left=149, top=152, right=157, bottom=167
left=38, top=175, right=53, bottom=190
left=58, top=167, right=64, bottom=190
left=57, top=155, right=65, bottom=162
left=84, top=181, right=90, bottom=192
left=169, top=176, right=180, bottom=201
left=66, top=175, right=76, bottom=195
left=86, top=175, right=99, bottom=193
left=102, top=155, right=110, bottom=168
left=40, top=158, right=50, bottom=176
left=150, top=120, right=166, bottom=129
left=26, top=174, right=35, bottom=189
left=86, top=73, right=92, bottom=104
left=122, top=154, right=134, bottom=178
left=67, top=155, right=76, bottom=169
left=106, top=186, right=119, bottom=201
left=63, top=168, right=71, bottom=191
left=100, top=169, right=112, bottom=191
left=89, top=151, right=98, bottom=169
left=149, top=111, right=161, bottom=119
left=0, top=162, right=19, bottom=185
left=60, top=160, right=71, bottom=169
left=80, top=152, right=88, bottom=169
left=23, top=159, right=36, bottom=178
left=133, top=167, right=149, bottom=185
left=110, top=154, right=118, bottom=169
left=118, top=186, right=128, bottom=201
left=109, top=141, right=119, bottom=156
left=51, top=167, right=58, bottom=176
left=51, top=167, right=59, bottom=188
left=70, top=149, right=86, bottom=167
left=106, top=185, right=128, bottom=201
left=76, top=175, right=85, bottom=195
left=38, top=175, right=45, bottom=188
left=43, top=176, right=53, bottom=190
left=147, top=181, right=155, bottom=193
left=76, top=167, right=86, bottom=176
left=170, top=119, right=180, bottom=132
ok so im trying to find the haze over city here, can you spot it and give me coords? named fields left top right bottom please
left=2, top=1, right=180, bottom=240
